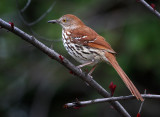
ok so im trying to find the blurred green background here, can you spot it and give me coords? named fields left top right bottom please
left=0, top=0, right=160, bottom=117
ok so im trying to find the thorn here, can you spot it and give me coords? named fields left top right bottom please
left=50, top=44, right=53, bottom=49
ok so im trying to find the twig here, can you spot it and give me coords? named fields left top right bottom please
left=27, top=1, right=56, bottom=26
left=65, top=94, right=160, bottom=108
left=138, top=0, right=160, bottom=19
left=18, top=1, right=56, bottom=26
left=0, top=19, right=131, bottom=117
left=138, top=90, right=146, bottom=114
left=17, top=0, right=60, bottom=42
left=20, top=0, right=31, bottom=12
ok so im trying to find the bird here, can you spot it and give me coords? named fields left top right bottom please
left=48, top=14, right=144, bottom=101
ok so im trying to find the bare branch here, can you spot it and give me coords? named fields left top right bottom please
left=17, top=0, right=56, bottom=26
left=27, top=1, right=56, bottom=26
left=0, top=18, right=131, bottom=117
left=139, top=0, right=160, bottom=19
left=16, top=0, right=59, bottom=42
left=20, top=0, right=31, bottom=12
left=64, top=94, right=160, bottom=108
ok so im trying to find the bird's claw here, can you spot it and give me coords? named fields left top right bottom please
left=88, top=73, right=93, bottom=79
left=77, top=66, right=82, bottom=73
left=85, top=82, right=90, bottom=86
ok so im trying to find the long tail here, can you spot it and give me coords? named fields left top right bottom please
left=105, top=52, right=144, bottom=101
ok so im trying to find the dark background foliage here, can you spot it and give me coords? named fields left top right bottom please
left=0, top=0, right=160, bottom=117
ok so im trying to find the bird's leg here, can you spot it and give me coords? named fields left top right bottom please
left=77, top=61, right=95, bottom=77
left=77, top=60, right=97, bottom=79
left=77, top=61, right=94, bottom=68
left=88, top=64, right=97, bottom=76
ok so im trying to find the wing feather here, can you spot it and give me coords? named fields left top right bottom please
left=68, top=26, right=116, bottom=54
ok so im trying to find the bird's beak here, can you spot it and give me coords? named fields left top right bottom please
left=48, top=20, right=59, bottom=24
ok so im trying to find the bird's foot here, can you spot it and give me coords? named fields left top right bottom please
left=88, top=73, right=93, bottom=79
left=85, top=82, right=90, bottom=86
left=77, top=66, right=83, bottom=73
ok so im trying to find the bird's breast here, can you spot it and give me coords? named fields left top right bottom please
left=61, top=30, right=106, bottom=65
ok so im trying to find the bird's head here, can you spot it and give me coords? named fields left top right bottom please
left=48, top=14, right=84, bottom=30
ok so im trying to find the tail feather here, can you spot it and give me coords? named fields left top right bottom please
left=105, top=52, right=144, bottom=101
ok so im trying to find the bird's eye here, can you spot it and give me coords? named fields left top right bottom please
left=63, top=19, right=66, bottom=22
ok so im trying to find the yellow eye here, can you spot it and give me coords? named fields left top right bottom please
left=63, top=19, right=66, bottom=22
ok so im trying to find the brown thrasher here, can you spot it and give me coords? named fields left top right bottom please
left=48, top=14, right=144, bottom=101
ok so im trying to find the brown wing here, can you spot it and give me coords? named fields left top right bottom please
left=69, top=26, right=116, bottom=54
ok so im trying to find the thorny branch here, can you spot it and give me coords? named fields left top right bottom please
left=138, top=0, right=160, bottom=19
left=0, top=19, right=131, bottom=117
left=2, top=1, right=159, bottom=116
left=65, top=94, right=160, bottom=108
